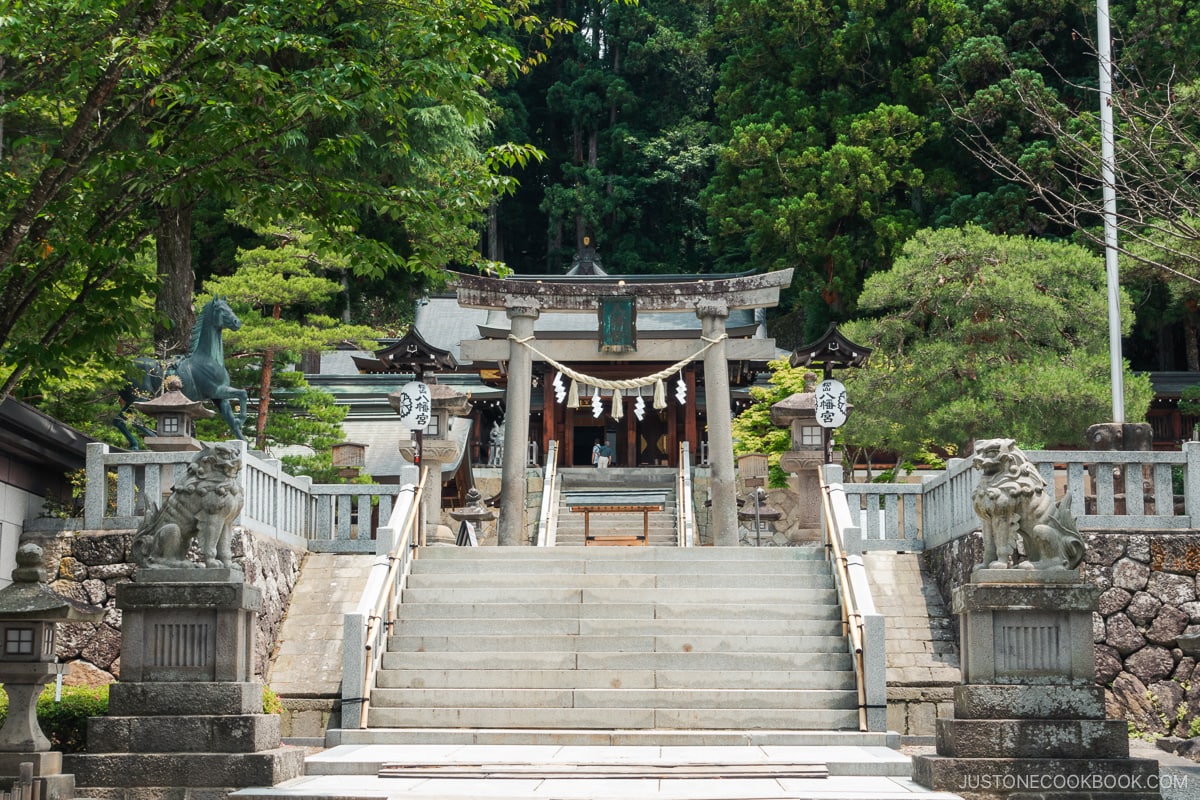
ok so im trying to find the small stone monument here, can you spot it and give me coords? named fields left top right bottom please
left=913, top=439, right=1160, bottom=799
left=0, top=543, right=103, bottom=800
left=449, top=488, right=496, bottom=546
left=64, top=446, right=303, bottom=797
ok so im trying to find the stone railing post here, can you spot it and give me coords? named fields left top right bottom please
left=83, top=442, right=110, bottom=530
left=1185, top=440, right=1200, bottom=527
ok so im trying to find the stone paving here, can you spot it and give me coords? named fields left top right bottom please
left=865, top=552, right=961, bottom=738
left=232, top=744, right=967, bottom=799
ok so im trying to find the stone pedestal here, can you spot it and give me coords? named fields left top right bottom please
left=64, top=571, right=303, bottom=800
left=913, top=573, right=1161, bottom=799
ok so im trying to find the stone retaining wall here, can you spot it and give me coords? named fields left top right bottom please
left=926, top=530, right=1200, bottom=738
left=20, top=528, right=304, bottom=686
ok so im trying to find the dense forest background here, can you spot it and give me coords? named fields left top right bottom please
left=4, top=0, right=1200, bottom=451
left=481, top=0, right=1200, bottom=366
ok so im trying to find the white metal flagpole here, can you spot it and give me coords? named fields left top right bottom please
left=1097, top=0, right=1125, bottom=422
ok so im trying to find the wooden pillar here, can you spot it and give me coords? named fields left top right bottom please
left=626, top=398, right=637, bottom=467
left=542, top=369, right=555, bottom=464
left=684, top=366, right=698, bottom=456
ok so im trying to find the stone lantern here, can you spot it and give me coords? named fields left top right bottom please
left=449, top=487, right=497, bottom=546
left=132, top=375, right=216, bottom=452
left=770, top=372, right=827, bottom=535
left=0, top=543, right=102, bottom=799
left=391, top=382, right=472, bottom=546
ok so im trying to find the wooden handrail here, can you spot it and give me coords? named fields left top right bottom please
left=357, top=465, right=428, bottom=728
left=536, top=441, right=559, bottom=546
left=820, top=472, right=868, bottom=732
left=677, top=442, right=695, bottom=547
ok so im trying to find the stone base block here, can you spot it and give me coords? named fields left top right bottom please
left=913, top=754, right=1162, bottom=799
left=0, top=751, right=61, bottom=775
left=107, top=681, right=262, bottom=719
left=108, top=682, right=262, bottom=716
left=64, top=748, right=304, bottom=790
left=970, top=568, right=1082, bottom=585
left=67, top=788, right=240, bottom=800
left=955, top=684, right=1106, bottom=720
left=133, top=568, right=245, bottom=584
left=87, top=715, right=280, bottom=754
left=0, top=772, right=75, bottom=800
left=936, top=718, right=1130, bottom=759
left=117, top=581, right=260, bottom=611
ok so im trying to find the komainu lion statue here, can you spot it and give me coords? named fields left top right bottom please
left=132, top=442, right=244, bottom=570
left=971, top=438, right=1086, bottom=572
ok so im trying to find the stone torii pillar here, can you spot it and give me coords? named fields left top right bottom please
left=698, top=300, right=738, bottom=546
left=499, top=301, right=540, bottom=546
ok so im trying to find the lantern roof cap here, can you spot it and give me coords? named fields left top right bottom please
left=0, top=544, right=104, bottom=622
left=132, top=377, right=216, bottom=419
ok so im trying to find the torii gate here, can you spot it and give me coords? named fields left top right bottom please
left=453, top=269, right=794, bottom=546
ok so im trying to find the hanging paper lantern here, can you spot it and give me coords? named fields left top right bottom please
left=394, top=381, right=432, bottom=430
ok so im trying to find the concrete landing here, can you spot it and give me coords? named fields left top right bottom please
left=230, top=743, right=966, bottom=800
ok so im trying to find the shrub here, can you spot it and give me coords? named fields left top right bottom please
left=0, top=685, right=109, bottom=753
left=0, top=682, right=280, bottom=753
left=262, top=685, right=283, bottom=715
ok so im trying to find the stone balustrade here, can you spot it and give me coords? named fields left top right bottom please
left=836, top=441, right=1200, bottom=552
left=82, top=442, right=402, bottom=552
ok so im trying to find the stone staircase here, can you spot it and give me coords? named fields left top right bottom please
left=361, top=546, right=860, bottom=733
left=552, top=467, right=679, bottom=546
left=229, top=546, right=955, bottom=800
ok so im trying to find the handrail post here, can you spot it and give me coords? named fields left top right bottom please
left=862, top=613, right=888, bottom=731
left=341, top=610, right=368, bottom=728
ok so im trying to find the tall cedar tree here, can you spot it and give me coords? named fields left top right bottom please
left=0, top=0, right=543, bottom=397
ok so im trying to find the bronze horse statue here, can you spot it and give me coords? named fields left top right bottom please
left=116, top=297, right=248, bottom=447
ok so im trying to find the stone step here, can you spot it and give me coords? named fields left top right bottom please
left=380, top=650, right=854, bottom=672
left=385, top=633, right=851, bottom=654
left=323, top=730, right=897, bottom=749
left=399, top=587, right=839, bottom=605
left=365, top=705, right=862, bottom=730
left=416, top=546, right=827, bottom=561
left=368, top=688, right=858, bottom=710
left=391, top=617, right=844, bottom=637
left=374, top=667, right=856, bottom=690
left=405, top=572, right=834, bottom=589
left=410, top=557, right=833, bottom=575
left=397, top=601, right=843, bottom=621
